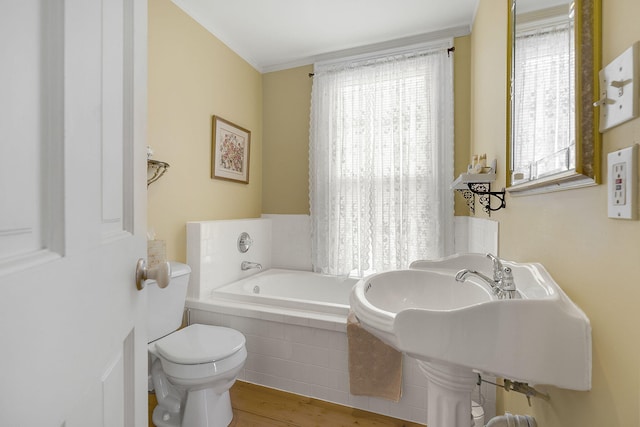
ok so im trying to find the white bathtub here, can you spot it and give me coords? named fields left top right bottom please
left=186, top=268, right=358, bottom=326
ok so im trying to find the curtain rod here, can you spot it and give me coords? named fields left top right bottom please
left=308, top=46, right=455, bottom=77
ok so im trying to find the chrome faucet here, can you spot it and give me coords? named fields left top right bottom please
left=241, top=261, right=262, bottom=271
left=455, top=253, right=517, bottom=299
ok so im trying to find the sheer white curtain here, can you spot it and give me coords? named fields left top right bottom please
left=512, top=21, right=575, bottom=183
left=309, top=42, right=454, bottom=276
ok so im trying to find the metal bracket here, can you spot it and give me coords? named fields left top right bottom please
left=457, top=183, right=506, bottom=216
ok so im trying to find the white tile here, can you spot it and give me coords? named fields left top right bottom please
left=328, top=332, right=348, bottom=351
left=262, top=214, right=312, bottom=270
left=328, top=349, right=348, bottom=372
left=323, top=390, right=350, bottom=407
left=308, top=318, right=338, bottom=331
left=401, top=384, right=427, bottom=408
left=468, top=217, right=499, bottom=254
left=409, top=407, right=427, bottom=424
left=295, top=327, right=331, bottom=347
left=285, top=314, right=311, bottom=327
left=387, top=401, right=414, bottom=422
left=247, top=335, right=294, bottom=359
left=368, top=397, right=391, bottom=415
left=283, top=324, right=308, bottom=343
left=288, top=380, right=312, bottom=397
left=327, top=369, right=349, bottom=392
left=454, top=216, right=469, bottom=254
left=186, top=219, right=273, bottom=296
left=291, top=342, right=330, bottom=367
left=308, top=366, right=331, bottom=388
left=348, top=394, right=370, bottom=411
left=310, top=384, right=331, bottom=401
left=288, top=360, right=314, bottom=384
left=265, top=321, right=285, bottom=340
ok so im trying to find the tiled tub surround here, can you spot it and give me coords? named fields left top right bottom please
left=188, top=305, right=421, bottom=422
left=186, top=218, right=273, bottom=299
left=185, top=216, right=498, bottom=422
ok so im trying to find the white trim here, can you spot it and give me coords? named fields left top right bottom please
left=264, top=25, right=469, bottom=73
left=507, top=172, right=597, bottom=196
left=313, top=37, right=455, bottom=71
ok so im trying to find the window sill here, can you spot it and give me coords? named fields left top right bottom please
left=507, top=171, right=598, bottom=196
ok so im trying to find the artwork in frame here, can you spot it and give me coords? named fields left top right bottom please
left=211, top=115, right=251, bottom=184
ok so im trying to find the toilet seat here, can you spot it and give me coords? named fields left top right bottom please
left=155, top=324, right=245, bottom=364
left=152, top=324, right=247, bottom=385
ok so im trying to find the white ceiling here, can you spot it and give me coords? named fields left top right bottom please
left=170, top=0, right=480, bottom=73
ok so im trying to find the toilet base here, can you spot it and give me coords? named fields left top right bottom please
left=153, top=389, right=233, bottom=427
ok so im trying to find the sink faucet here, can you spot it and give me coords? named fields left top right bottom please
left=241, top=261, right=262, bottom=271
left=455, top=253, right=517, bottom=299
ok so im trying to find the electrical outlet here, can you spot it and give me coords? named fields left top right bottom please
left=612, top=162, right=626, bottom=205
left=608, top=145, right=637, bottom=219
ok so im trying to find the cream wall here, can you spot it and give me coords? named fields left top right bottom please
left=262, top=65, right=313, bottom=214
left=471, top=1, right=640, bottom=426
left=148, top=0, right=263, bottom=262
left=454, top=36, right=473, bottom=215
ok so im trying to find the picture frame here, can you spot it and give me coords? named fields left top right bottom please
left=211, top=115, right=251, bottom=184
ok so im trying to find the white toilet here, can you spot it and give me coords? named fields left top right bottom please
left=147, top=262, right=247, bottom=427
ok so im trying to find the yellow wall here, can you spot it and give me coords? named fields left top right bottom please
left=147, top=0, right=263, bottom=262
left=471, top=0, right=640, bottom=425
left=454, top=36, right=473, bottom=215
left=262, top=65, right=313, bottom=214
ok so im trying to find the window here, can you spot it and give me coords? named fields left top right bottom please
left=512, top=13, right=575, bottom=184
left=309, top=42, right=454, bottom=276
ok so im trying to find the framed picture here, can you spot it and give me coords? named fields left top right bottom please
left=211, top=115, right=251, bottom=183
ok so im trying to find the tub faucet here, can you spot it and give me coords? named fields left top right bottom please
left=241, top=261, right=262, bottom=271
left=455, top=253, right=517, bottom=299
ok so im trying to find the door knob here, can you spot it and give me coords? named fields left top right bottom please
left=135, top=258, right=171, bottom=290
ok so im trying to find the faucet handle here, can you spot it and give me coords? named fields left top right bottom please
left=500, top=266, right=517, bottom=298
left=501, top=267, right=514, bottom=287
left=486, top=253, right=503, bottom=280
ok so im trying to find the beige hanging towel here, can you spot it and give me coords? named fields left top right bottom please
left=347, top=310, right=402, bottom=402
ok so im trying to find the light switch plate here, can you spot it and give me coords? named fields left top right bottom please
left=608, top=145, right=637, bottom=219
left=598, top=42, right=640, bottom=132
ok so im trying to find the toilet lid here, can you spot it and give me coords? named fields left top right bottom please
left=155, top=324, right=246, bottom=364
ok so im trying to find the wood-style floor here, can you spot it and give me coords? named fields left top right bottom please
left=149, top=380, right=425, bottom=427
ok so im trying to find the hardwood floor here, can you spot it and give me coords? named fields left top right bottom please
left=149, top=381, right=425, bottom=427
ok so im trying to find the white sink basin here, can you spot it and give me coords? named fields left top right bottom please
left=350, top=253, right=592, bottom=391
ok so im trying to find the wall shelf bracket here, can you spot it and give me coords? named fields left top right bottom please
left=147, top=159, right=170, bottom=186
left=466, top=183, right=506, bottom=215
left=451, top=167, right=506, bottom=216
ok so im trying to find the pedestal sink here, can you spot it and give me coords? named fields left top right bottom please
left=350, top=253, right=591, bottom=427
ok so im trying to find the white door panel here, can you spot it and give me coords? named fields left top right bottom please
left=0, top=1, right=147, bottom=426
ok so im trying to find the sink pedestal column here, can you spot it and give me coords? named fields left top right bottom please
left=417, top=360, right=478, bottom=427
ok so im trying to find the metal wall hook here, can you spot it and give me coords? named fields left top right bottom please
left=135, top=259, right=171, bottom=290
left=593, top=95, right=615, bottom=107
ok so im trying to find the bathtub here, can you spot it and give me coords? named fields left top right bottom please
left=186, top=268, right=358, bottom=326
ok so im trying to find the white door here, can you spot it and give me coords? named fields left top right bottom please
left=0, top=1, right=148, bottom=426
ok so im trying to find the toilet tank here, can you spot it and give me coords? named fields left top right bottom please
left=147, top=262, right=191, bottom=343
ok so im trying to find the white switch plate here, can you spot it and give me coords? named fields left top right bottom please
left=608, top=145, right=637, bottom=219
left=598, top=42, right=640, bottom=132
